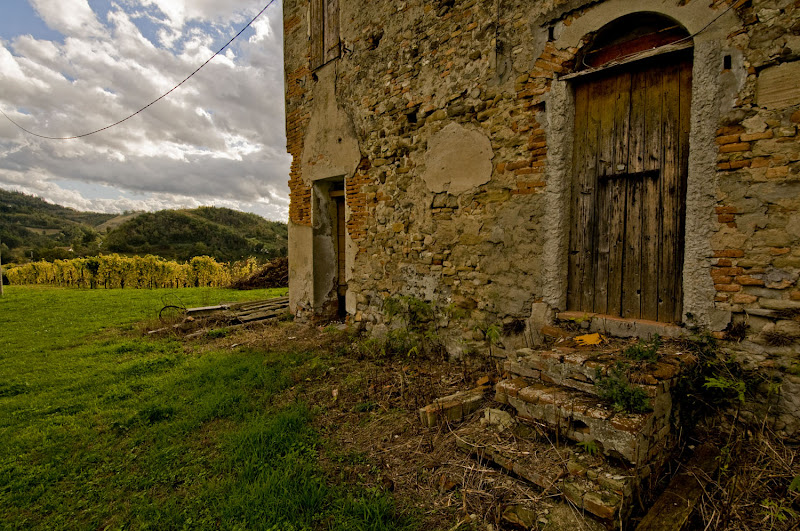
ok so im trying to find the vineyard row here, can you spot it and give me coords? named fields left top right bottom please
left=5, top=255, right=265, bottom=289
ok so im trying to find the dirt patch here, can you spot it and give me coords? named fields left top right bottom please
left=230, top=257, right=288, bottom=290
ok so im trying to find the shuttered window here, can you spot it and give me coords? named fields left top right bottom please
left=310, top=0, right=340, bottom=70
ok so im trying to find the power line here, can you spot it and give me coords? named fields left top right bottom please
left=1, top=0, right=276, bottom=141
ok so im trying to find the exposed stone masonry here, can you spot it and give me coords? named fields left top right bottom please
left=284, top=0, right=800, bottom=435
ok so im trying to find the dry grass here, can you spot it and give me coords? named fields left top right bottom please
left=691, top=416, right=800, bottom=530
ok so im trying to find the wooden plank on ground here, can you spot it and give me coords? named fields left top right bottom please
left=635, top=443, right=719, bottom=531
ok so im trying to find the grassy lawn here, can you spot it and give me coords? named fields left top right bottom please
left=0, top=286, right=413, bottom=530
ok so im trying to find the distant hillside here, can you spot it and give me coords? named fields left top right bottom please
left=0, top=189, right=288, bottom=264
left=0, top=189, right=115, bottom=261
left=102, top=207, right=287, bottom=262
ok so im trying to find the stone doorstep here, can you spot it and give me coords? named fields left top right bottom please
left=454, top=421, right=637, bottom=523
left=556, top=311, right=684, bottom=339
left=496, top=379, right=666, bottom=466
left=507, top=347, right=695, bottom=399
left=418, top=385, right=489, bottom=427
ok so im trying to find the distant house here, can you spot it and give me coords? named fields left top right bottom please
left=283, top=1, right=800, bottom=435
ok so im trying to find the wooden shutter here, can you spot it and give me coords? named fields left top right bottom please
left=310, top=0, right=324, bottom=69
left=310, top=0, right=339, bottom=70
left=324, top=0, right=340, bottom=64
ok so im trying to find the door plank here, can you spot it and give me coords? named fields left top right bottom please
left=675, top=60, right=692, bottom=322
left=581, top=79, right=605, bottom=311
left=568, top=83, right=591, bottom=310
left=659, top=63, right=681, bottom=322
left=608, top=72, right=631, bottom=316
left=622, top=70, right=647, bottom=318
left=593, top=75, right=618, bottom=313
left=641, top=67, right=664, bottom=321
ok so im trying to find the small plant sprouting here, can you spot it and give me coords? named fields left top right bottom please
left=206, top=328, right=229, bottom=339
left=622, top=334, right=661, bottom=363
left=761, top=499, right=798, bottom=524
left=577, top=440, right=599, bottom=456
left=703, top=376, right=746, bottom=404
left=596, top=363, right=651, bottom=413
left=790, top=474, right=800, bottom=493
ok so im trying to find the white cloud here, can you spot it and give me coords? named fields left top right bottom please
left=0, top=0, right=289, bottom=221
left=28, top=0, right=106, bottom=38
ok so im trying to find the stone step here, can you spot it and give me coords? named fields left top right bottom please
left=495, top=378, right=672, bottom=466
left=506, top=347, right=694, bottom=404
left=555, top=311, right=684, bottom=339
left=454, top=413, right=639, bottom=524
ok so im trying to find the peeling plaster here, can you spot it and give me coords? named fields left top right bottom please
left=422, top=123, right=494, bottom=195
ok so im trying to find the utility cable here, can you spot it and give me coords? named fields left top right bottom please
left=1, top=0, right=276, bottom=140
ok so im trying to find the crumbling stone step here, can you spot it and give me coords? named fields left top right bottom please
left=418, top=385, right=489, bottom=427
left=454, top=415, right=637, bottom=524
left=507, top=347, right=693, bottom=400
left=496, top=378, right=670, bottom=466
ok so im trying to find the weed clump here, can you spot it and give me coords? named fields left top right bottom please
left=595, top=363, right=652, bottom=413
left=622, top=334, right=661, bottom=362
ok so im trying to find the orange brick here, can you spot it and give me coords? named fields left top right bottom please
left=716, top=284, right=742, bottom=292
left=791, top=290, right=800, bottom=301
left=770, top=247, right=790, bottom=256
left=718, top=214, right=735, bottom=223
left=729, top=159, right=751, bottom=169
left=715, top=206, right=738, bottom=214
left=740, top=130, right=774, bottom=142
left=750, top=157, right=770, bottom=168
left=716, top=134, right=741, bottom=144
left=719, top=142, right=751, bottom=153
left=714, top=267, right=744, bottom=276
left=736, top=275, right=765, bottom=286
left=714, top=249, right=745, bottom=258
left=711, top=273, right=733, bottom=284
left=716, top=258, right=733, bottom=267
left=732, top=294, right=758, bottom=304
left=717, top=125, right=745, bottom=136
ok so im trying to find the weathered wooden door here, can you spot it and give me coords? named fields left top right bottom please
left=567, top=53, right=691, bottom=323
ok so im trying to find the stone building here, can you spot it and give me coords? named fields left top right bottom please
left=283, top=0, right=800, bottom=436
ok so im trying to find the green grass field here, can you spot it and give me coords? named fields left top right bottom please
left=0, top=286, right=413, bottom=530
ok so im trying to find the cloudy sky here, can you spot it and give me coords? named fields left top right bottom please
left=0, top=0, right=290, bottom=221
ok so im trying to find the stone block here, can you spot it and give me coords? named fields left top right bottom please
left=418, top=386, right=488, bottom=427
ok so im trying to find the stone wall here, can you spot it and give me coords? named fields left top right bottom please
left=284, top=0, right=800, bottom=431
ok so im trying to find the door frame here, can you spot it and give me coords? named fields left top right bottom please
left=539, top=7, right=734, bottom=331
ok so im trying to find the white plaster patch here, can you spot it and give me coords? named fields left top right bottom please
left=301, top=64, right=361, bottom=183
left=422, top=123, right=493, bottom=195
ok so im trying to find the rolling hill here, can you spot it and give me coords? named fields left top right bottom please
left=103, top=207, right=288, bottom=262
left=0, top=189, right=287, bottom=264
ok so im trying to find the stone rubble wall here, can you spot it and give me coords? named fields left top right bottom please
left=283, top=0, right=800, bottom=432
